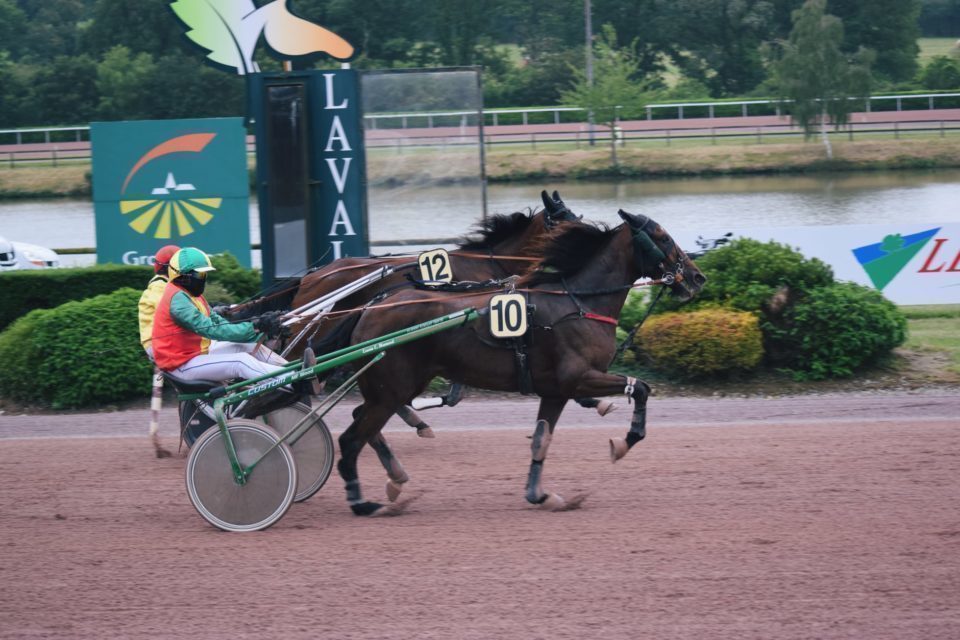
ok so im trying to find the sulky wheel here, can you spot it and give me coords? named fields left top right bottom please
left=185, top=420, right=297, bottom=532
left=261, top=402, right=335, bottom=502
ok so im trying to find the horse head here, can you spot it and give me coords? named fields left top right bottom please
left=617, top=209, right=706, bottom=301
left=540, top=190, right=581, bottom=228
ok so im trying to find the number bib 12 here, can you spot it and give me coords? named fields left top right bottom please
left=418, top=249, right=453, bottom=285
left=489, top=293, right=528, bottom=338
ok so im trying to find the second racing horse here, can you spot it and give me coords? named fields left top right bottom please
left=333, top=210, right=706, bottom=515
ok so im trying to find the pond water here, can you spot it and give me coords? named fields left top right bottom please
left=3, top=169, right=959, bottom=264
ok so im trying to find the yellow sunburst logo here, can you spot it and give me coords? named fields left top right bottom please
left=120, top=197, right=222, bottom=239
left=120, top=171, right=221, bottom=239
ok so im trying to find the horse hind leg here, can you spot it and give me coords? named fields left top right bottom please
left=395, top=405, right=435, bottom=439
left=575, top=396, right=616, bottom=417
left=369, top=434, right=410, bottom=501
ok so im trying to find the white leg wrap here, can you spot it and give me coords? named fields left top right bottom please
left=624, top=376, right=637, bottom=404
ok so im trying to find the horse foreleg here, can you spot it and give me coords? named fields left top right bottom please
left=369, top=433, right=410, bottom=502
left=525, top=397, right=569, bottom=509
left=571, top=371, right=651, bottom=463
left=395, top=405, right=435, bottom=439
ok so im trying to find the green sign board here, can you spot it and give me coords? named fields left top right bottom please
left=91, top=118, right=251, bottom=267
left=249, top=70, right=368, bottom=281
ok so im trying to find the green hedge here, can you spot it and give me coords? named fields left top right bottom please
left=635, top=308, right=764, bottom=378
left=0, top=252, right=260, bottom=331
left=0, top=264, right=152, bottom=331
left=0, top=288, right=152, bottom=408
left=624, top=240, right=907, bottom=380
left=765, top=282, right=907, bottom=380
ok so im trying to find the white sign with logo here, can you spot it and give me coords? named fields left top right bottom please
left=674, top=223, right=960, bottom=306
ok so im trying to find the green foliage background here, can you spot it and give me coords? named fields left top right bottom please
left=0, top=0, right=952, bottom=129
left=0, top=288, right=152, bottom=408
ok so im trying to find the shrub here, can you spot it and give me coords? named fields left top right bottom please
left=0, top=288, right=152, bottom=408
left=765, top=282, right=907, bottom=380
left=635, top=308, right=764, bottom=378
left=210, top=252, right=261, bottom=301
left=661, top=238, right=834, bottom=319
left=0, top=264, right=151, bottom=330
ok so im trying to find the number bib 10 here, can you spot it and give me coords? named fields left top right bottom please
left=418, top=249, right=453, bottom=285
left=489, top=293, right=528, bottom=338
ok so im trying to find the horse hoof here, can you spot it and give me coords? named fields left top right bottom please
left=154, top=447, right=172, bottom=459
left=610, top=437, right=629, bottom=463
left=541, top=493, right=566, bottom=510
left=386, top=479, right=403, bottom=502
left=417, top=426, right=436, bottom=439
left=371, top=496, right=418, bottom=517
left=596, top=399, right=616, bottom=417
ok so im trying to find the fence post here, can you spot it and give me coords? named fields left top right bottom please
left=742, top=103, right=747, bottom=117
left=492, top=113, right=498, bottom=126
left=8, top=152, right=13, bottom=168
left=848, top=125, right=853, bottom=141
left=427, top=114, right=433, bottom=128
left=554, top=110, right=560, bottom=125
left=522, top=111, right=528, bottom=126
left=756, top=127, right=762, bottom=144
left=646, top=106, right=651, bottom=121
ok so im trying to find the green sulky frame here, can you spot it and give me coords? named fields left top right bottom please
left=178, top=307, right=480, bottom=485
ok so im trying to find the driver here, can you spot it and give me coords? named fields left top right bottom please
left=137, top=244, right=179, bottom=360
left=150, top=247, right=290, bottom=383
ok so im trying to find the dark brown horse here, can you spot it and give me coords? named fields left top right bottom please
left=230, top=191, right=608, bottom=436
left=335, top=210, right=706, bottom=515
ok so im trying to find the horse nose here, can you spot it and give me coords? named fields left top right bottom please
left=693, top=272, right=707, bottom=287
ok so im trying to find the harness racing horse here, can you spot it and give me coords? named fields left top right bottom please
left=230, top=191, right=612, bottom=436
left=335, top=210, right=706, bottom=515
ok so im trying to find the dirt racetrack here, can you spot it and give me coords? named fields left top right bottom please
left=1, top=392, right=959, bottom=639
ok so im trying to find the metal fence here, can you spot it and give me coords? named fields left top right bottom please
left=2, top=117, right=959, bottom=167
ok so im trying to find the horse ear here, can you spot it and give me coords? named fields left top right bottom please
left=541, top=190, right=556, bottom=213
left=617, top=209, right=634, bottom=224
left=552, top=190, right=562, bottom=203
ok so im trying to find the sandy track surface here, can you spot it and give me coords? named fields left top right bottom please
left=1, top=393, right=959, bottom=639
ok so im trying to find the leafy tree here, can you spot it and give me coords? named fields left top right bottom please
left=827, top=0, right=921, bottom=82
left=656, top=0, right=776, bottom=97
left=920, top=55, right=960, bottom=90
left=0, top=0, right=27, bottom=57
left=82, top=0, right=190, bottom=59
left=919, top=0, right=960, bottom=37
left=561, top=25, right=655, bottom=165
left=95, top=46, right=156, bottom=121
left=774, top=0, right=874, bottom=158
left=28, top=54, right=100, bottom=125
left=15, top=0, right=92, bottom=62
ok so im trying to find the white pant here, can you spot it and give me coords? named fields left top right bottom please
left=172, top=341, right=288, bottom=383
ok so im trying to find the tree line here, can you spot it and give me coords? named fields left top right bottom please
left=0, top=0, right=955, bottom=129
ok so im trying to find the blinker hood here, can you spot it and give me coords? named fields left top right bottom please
left=618, top=209, right=665, bottom=265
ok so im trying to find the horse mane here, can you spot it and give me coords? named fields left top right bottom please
left=519, top=221, right=618, bottom=287
left=458, top=210, right=536, bottom=250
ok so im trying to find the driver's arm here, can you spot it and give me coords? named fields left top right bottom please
left=169, top=291, right=260, bottom=343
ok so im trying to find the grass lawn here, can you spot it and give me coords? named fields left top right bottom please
left=918, top=37, right=960, bottom=64
left=903, top=305, right=960, bottom=374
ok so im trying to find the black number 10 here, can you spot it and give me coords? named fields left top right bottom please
left=492, top=298, right=523, bottom=333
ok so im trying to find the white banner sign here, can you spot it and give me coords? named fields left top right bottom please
left=674, top=223, right=960, bottom=306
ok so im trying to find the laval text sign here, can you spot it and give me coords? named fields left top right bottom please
left=674, top=223, right=960, bottom=305
left=91, top=118, right=251, bottom=266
